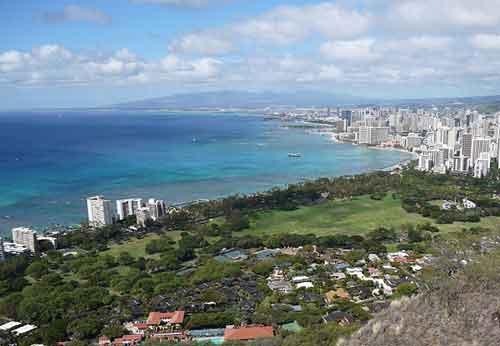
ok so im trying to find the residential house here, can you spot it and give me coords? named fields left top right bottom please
left=324, top=288, right=350, bottom=305
left=146, top=311, right=185, bottom=332
left=323, top=312, right=354, bottom=326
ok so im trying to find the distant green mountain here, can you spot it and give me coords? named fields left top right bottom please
left=112, top=91, right=500, bottom=110
left=112, top=90, right=368, bottom=109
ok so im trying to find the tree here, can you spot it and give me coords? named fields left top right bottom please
left=118, top=251, right=134, bottom=266
left=102, top=323, right=126, bottom=340
left=226, top=210, right=250, bottom=232
left=368, top=227, right=398, bottom=242
left=68, top=317, right=102, bottom=340
left=26, top=261, right=49, bottom=279
left=252, top=261, right=275, bottom=276
left=175, top=246, right=195, bottom=262
left=394, top=282, right=418, bottom=298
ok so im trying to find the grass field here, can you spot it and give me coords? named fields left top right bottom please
left=102, top=231, right=183, bottom=259
left=102, top=195, right=500, bottom=255
left=243, top=195, right=500, bottom=237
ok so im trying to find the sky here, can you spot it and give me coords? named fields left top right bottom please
left=1, top=0, right=500, bottom=109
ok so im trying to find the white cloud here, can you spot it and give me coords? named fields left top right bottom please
left=471, top=34, right=500, bottom=49
left=389, top=0, right=500, bottom=32
left=43, top=5, right=111, bottom=25
left=235, top=3, right=370, bottom=44
left=169, top=33, right=233, bottom=55
left=130, top=0, right=225, bottom=8
left=320, top=39, right=378, bottom=61
left=0, top=45, right=221, bottom=86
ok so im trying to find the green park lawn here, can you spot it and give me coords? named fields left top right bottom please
left=102, top=195, right=500, bottom=255
left=243, top=195, right=500, bottom=237
left=102, top=231, right=183, bottom=259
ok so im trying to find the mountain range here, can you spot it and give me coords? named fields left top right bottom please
left=111, top=91, right=500, bottom=110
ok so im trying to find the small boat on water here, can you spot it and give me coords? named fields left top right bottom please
left=288, top=153, right=302, bottom=158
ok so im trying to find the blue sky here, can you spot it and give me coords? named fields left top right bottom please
left=1, top=0, right=500, bottom=109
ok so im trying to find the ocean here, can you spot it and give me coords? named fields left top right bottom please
left=0, top=111, right=412, bottom=236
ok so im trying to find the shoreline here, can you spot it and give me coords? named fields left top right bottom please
left=302, top=126, right=417, bottom=170
left=1, top=116, right=414, bottom=235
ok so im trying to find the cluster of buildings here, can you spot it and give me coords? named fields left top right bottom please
left=97, top=310, right=274, bottom=346
left=277, top=106, right=500, bottom=178
left=0, top=227, right=58, bottom=260
left=86, top=196, right=168, bottom=228
left=0, top=320, right=38, bottom=339
left=264, top=246, right=431, bottom=313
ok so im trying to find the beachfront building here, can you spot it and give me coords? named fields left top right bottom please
left=116, top=198, right=143, bottom=220
left=358, top=126, right=390, bottom=145
left=87, top=196, right=114, bottom=227
left=404, top=133, right=423, bottom=150
left=147, top=199, right=167, bottom=221
left=0, top=237, right=5, bottom=261
left=12, top=227, right=37, bottom=253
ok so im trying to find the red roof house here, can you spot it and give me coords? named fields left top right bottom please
left=147, top=311, right=185, bottom=326
left=224, top=325, right=274, bottom=341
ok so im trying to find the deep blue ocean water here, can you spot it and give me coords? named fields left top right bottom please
left=0, top=111, right=412, bottom=235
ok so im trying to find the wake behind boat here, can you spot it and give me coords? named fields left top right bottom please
left=288, top=152, right=302, bottom=158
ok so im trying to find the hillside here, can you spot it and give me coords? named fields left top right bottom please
left=340, top=250, right=500, bottom=346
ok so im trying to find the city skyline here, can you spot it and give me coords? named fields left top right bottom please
left=2, top=0, right=500, bottom=109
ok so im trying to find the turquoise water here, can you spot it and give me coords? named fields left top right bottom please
left=0, top=111, right=412, bottom=236
left=195, top=337, right=224, bottom=345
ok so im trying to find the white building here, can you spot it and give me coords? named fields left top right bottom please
left=3, top=242, right=29, bottom=256
left=12, top=227, right=37, bottom=253
left=116, top=198, right=143, bottom=220
left=0, top=237, right=5, bottom=261
left=462, top=133, right=473, bottom=158
left=86, top=196, right=114, bottom=227
left=147, top=199, right=167, bottom=221
left=471, top=137, right=492, bottom=168
left=474, top=152, right=491, bottom=178
left=358, top=126, right=390, bottom=145
left=404, top=133, right=423, bottom=150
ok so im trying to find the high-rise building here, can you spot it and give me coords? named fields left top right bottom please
left=474, top=152, right=491, bottom=178
left=12, top=227, right=37, bottom=253
left=358, top=127, right=390, bottom=145
left=0, top=237, right=5, bottom=261
left=471, top=137, right=491, bottom=167
left=341, top=110, right=352, bottom=127
left=147, top=199, right=167, bottom=221
left=462, top=133, right=473, bottom=157
left=87, top=196, right=114, bottom=227
left=116, top=198, right=143, bottom=220
left=405, top=133, right=423, bottom=150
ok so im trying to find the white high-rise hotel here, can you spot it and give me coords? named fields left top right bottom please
left=86, top=196, right=114, bottom=227
left=12, top=227, right=37, bottom=252
left=0, top=237, right=5, bottom=261
left=116, top=198, right=143, bottom=220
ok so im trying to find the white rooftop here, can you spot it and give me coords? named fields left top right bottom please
left=296, top=282, right=314, bottom=289
left=0, top=321, right=21, bottom=330
left=13, top=324, right=37, bottom=335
